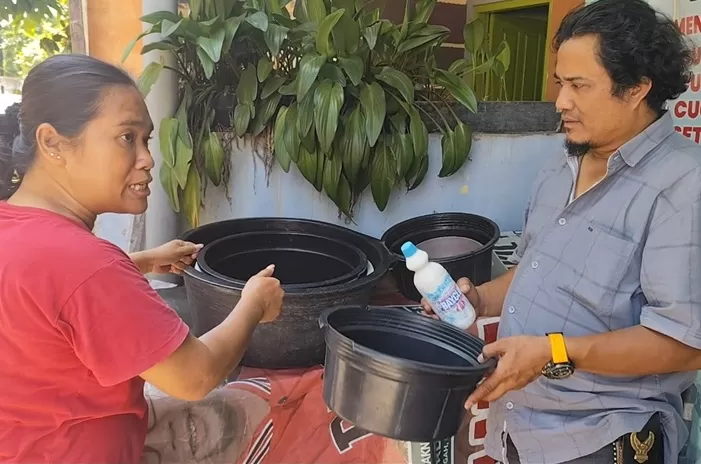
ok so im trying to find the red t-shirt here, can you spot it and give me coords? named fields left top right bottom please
left=0, top=202, right=190, bottom=463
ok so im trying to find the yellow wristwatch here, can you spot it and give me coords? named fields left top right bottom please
left=541, top=332, right=575, bottom=380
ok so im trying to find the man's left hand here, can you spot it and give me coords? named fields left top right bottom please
left=464, top=336, right=551, bottom=409
left=148, top=240, right=203, bottom=275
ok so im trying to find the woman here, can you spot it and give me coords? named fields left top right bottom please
left=0, top=54, right=284, bottom=463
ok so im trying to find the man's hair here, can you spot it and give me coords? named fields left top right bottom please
left=554, top=0, right=693, bottom=114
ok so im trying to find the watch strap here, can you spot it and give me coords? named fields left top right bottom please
left=547, top=332, right=569, bottom=364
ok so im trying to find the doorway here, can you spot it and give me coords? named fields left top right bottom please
left=473, top=0, right=550, bottom=102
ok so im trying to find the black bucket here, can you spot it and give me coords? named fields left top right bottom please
left=381, top=213, right=500, bottom=302
left=197, top=231, right=368, bottom=290
left=320, top=306, right=494, bottom=442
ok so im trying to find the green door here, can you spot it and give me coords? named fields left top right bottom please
left=485, top=10, right=548, bottom=101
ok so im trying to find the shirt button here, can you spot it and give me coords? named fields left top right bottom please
left=506, top=401, right=514, bottom=410
left=508, top=305, right=515, bottom=314
left=531, top=261, right=539, bottom=269
left=558, top=217, right=566, bottom=226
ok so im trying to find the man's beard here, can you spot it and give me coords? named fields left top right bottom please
left=565, top=139, right=591, bottom=157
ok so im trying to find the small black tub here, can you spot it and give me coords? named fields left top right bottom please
left=382, top=212, right=500, bottom=301
left=197, top=231, right=368, bottom=290
left=319, top=306, right=494, bottom=442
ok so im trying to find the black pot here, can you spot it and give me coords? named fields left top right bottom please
left=181, top=218, right=395, bottom=369
left=197, top=231, right=368, bottom=290
left=320, top=306, right=494, bottom=442
left=381, top=213, right=500, bottom=302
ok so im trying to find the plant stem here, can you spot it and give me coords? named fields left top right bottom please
left=413, top=100, right=444, bottom=134
left=425, top=88, right=460, bottom=124
left=416, top=93, right=451, bottom=129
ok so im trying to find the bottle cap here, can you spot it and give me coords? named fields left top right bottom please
left=400, top=241, right=418, bottom=258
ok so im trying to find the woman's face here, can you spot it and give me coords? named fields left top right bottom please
left=58, top=85, right=155, bottom=216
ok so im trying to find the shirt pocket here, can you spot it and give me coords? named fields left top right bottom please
left=565, top=227, right=637, bottom=317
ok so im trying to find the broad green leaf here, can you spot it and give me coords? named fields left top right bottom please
left=333, top=13, right=361, bottom=55
left=396, top=133, right=414, bottom=178
left=495, top=40, right=511, bottom=73
left=262, top=76, right=286, bottom=99
left=158, top=117, right=178, bottom=167
left=279, top=80, right=297, bottom=95
left=297, top=81, right=317, bottom=137
left=274, top=106, right=292, bottom=172
left=283, top=103, right=301, bottom=162
left=304, top=0, right=327, bottom=23
left=138, top=61, right=164, bottom=97
left=360, top=82, right=386, bottom=147
left=234, top=103, right=252, bottom=137
left=453, top=122, right=473, bottom=173
left=435, top=69, right=478, bottom=113
left=140, top=11, right=180, bottom=25
left=335, top=174, right=352, bottom=216
left=296, top=53, right=326, bottom=100
left=175, top=89, right=192, bottom=148
left=414, top=0, right=437, bottom=23
left=314, top=147, right=325, bottom=191
left=182, top=165, right=201, bottom=227
left=297, top=145, right=319, bottom=187
left=363, top=22, right=381, bottom=50
left=173, top=136, right=192, bottom=188
left=246, top=11, right=269, bottom=31
left=264, top=24, right=290, bottom=56
left=319, top=63, right=347, bottom=87
left=341, top=106, right=366, bottom=182
left=251, top=93, right=283, bottom=136
left=190, top=0, right=203, bottom=19
left=223, top=15, right=245, bottom=54
left=323, top=153, right=342, bottom=201
left=257, top=57, right=273, bottom=82
left=237, top=64, right=259, bottom=104
left=196, top=26, right=226, bottom=62
left=438, top=128, right=456, bottom=178
left=203, top=130, right=226, bottom=186
left=409, top=107, right=428, bottom=158
left=413, top=24, right=450, bottom=37
left=397, top=32, right=447, bottom=54
left=370, top=138, right=393, bottom=211
left=122, top=26, right=157, bottom=62
left=159, top=164, right=180, bottom=212
left=408, top=155, right=428, bottom=190
left=399, top=0, right=411, bottom=41
left=141, top=40, right=180, bottom=54
left=196, top=47, right=215, bottom=79
left=161, top=19, right=183, bottom=37
left=448, top=58, right=470, bottom=75
left=300, top=127, right=317, bottom=153
left=376, top=67, right=414, bottom=103
left=316, top=9, right=345, bottom=57
left=314, top=80, right=344, bottom=154
left=464, top=18, right=485, bottom=54
left=338, top=56, right=364, bottom=86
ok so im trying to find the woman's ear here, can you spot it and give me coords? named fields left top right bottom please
left=35, top=122, right=70, bottom=162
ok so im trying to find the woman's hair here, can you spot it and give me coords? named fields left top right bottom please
left=554, top=0, right=693, bottom=115
left=0, top=54, right=137, bottom=200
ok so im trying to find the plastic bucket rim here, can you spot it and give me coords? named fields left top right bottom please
left=381, top=212, right=501, bottom=265
left=319, top=306, right=494, bottom=376
left=197, top=231, right=369, bottom=290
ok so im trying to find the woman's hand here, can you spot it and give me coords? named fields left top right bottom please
left=146, top=240, right=203, bottom=275
left=421, top=277, right=485, bottom=320
left=241, top=265, right=284, bottom=323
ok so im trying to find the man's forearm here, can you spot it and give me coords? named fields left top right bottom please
left=566, top=325, right=700, bottom=376
left=477, top=266, right=517, bottom=318
left=129, top=250, right=153, bottom=274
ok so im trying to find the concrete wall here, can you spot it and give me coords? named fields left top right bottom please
left=197, top=132, right=563, bottom=239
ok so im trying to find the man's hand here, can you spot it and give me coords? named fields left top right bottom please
left=144, top=240, right=203, bottom=275
left=421, top=277, right=485, bottom=319
left=464, top=335, right=551, bottom=409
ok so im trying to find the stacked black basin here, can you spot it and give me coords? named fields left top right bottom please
left=182, top=218, right=395, bottom=369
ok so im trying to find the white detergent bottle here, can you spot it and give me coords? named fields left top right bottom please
left=401, top=241, right=476, bottom=330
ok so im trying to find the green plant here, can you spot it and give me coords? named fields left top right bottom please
left=126, top=0, right=508, bottom=227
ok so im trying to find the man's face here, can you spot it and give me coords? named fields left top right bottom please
left=555, top=35, right=646, bottom=155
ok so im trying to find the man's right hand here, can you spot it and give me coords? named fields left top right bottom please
left=421, top=277, right=484, bottom=320
left=241, top=265, right=285, bottom=323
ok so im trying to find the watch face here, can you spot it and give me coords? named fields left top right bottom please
left=542, top=362, right=574, bottom=380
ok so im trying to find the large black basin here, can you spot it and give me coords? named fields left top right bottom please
left=382, top=213, right=500, bottom=302
left=181, top=217, right=395, bottom=369
left=197, top=231, right=368, bottom=290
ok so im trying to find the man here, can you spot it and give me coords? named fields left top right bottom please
left=436, top=1, right=698, bottom=462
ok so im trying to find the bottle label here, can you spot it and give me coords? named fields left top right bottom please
left=425, top=273, right=474, bottom=326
